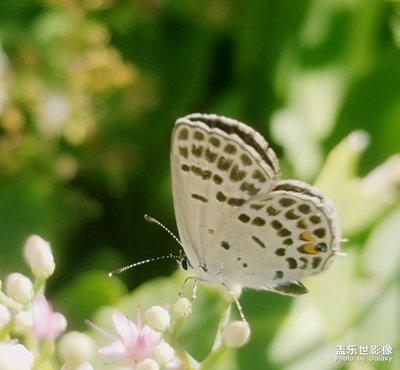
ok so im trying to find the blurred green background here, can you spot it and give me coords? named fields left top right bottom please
left=0, top=1, right=399, bottom=369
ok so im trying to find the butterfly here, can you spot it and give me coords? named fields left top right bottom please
left=170, top=113, right=342, bottom=307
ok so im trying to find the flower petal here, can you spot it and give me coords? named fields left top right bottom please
left=98, top=340, right=127, bottom=360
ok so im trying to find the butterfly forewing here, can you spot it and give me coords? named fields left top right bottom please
left=171, top=114, right=279, bottom=273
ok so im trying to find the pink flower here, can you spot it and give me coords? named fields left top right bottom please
left=92, top=310, right=163, bottom=366
left=32, top=294, right=67, bottom=339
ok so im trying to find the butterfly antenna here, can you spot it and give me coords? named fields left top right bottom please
left=108, top=254, right=181, bottom=277
left=144, top=214, right=184, bottom=248
left=108, top=215, right=184, bottom=277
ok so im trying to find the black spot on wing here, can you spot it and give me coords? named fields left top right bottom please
left=286, top=257, right=298, bottom=269
left=240, top=153, right=253, bottom=166
left=191, top=144, right=203, bottom=157
left=298, top=204, right=311, bottom=214
left=191, top=194, right=208, bottom=203
left=314, top=228, right=326, bottom=238
left=240, top=181, right=260, bottom=196
left=213, top=174, right=223, bottom=184
left=283, top=238, right=293, bottom=246
left=270, top=220, right=282, bottom=230
left=273, top=270, right=284, bottom=280
left=285, top=209, right=300, bottom=220
left=209, top=137, right=221, bottom=147
left=217, top=156, right=233, bottom=171
left=205, top=148, right=217, bottom=163
left=230, top=165, right=246, bottom=182
left=216, top=191, right=227, bottom=202
left=266, top=205, right=280, bottom=216
left=250, top=203, right=264, bottom=210
left=251, top=235, right=266, bottom=249
left=238, top=214, right=250, bottom=223
left=278, top=228, right=291, bottom=237
left=194, top=131, right=205, bottom=141
left=279, top=198, right=296, bottom=207
left=224, top=143, right=237, bottom=154
left=227, top=198, right=246, bottom=207
left=177, top=127, right=189, bottom=140
left=252, top=217, right=266, bottom=226
left=312, top=256, right=322, bottom=269
left=179, top=146, right=188, bottom=159
left=220, top=241, right=231, bottom=250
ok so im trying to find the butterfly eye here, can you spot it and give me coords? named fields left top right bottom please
left=316, top=243, right=328, bottom=253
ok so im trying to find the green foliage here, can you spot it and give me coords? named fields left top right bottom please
left=0, top=0, right=399, bottom=369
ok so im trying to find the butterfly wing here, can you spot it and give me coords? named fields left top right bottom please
left=209, top=179, right=341, bottom=294
left=170, top=113, right=280, bottom=275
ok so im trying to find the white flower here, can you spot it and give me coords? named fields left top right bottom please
left=153, top=342, right=174, bottom=367
left=14, top=311, right=33, bottom=334
left=173, top=298, right=192, bottom=318
left=23, top=234, right=55, bottom=279
left=136, top=358, right=159, bottom=370
left=144, top=306, right=170, bottom=332
left=58, top=331, right=96, bottom=366
left=0, top=341, right=34, bottom=370
left=61, top=362, right=94, bottom=370
left=5, top=273, right=33, bottom=304
left=222, top=321, right=250, bottom=348
left=75, top=363, right=94, bottom=370
left=0, top=304, right=11, bottom=329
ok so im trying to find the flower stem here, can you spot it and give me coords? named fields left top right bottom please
left=200, top=345, right=227, bottom=370
left=0, top=290, right=23, bottom=311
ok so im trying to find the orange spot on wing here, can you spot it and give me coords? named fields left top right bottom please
left=303, top=243, right=318, bottom=254
left=300, top=231, right=314, bottom=242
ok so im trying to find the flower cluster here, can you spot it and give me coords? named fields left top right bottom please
left=89, top=309, right=175, bottom=369
left=0, top=235, right=95, bottom=370
left=0, top=235, right=96, bottom=370
left=0, top=235, right=251, bottom=370
left=88, top=297, right=250, bottom=369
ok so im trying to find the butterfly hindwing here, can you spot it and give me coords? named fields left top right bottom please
left=207, top=179, right=340, bottom=290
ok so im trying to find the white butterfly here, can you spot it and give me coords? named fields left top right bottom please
left=170, top=113, right=342, bottom=303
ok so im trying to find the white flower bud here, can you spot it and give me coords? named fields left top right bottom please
left=0, top=341, right=34, bottom=370
left=153, top=342, right=174, bottom=367
left=136, top=359, right=159, bottom=370
left=58, top=331, right=96, bottom=366
left=23, top=234, right=55, bottom=279
left=144, top=306, right=170, bottom=332
left=76, top=362, right=94, bottom=370
left=61, top=362, right=94, bottom=370
left=222, top=321, right=250, bottom=348
left=5, top=273, right=33, bottom=304
left=173, top=297, right=192, bottom=318
left=14, top=311, right=33, bottom=334
left=0, top=304, right=11, bottom=330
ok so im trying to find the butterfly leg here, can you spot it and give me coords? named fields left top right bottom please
left=221, top=282, right=247, bottom=323
left=176, top=276, right=203, bottom=302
